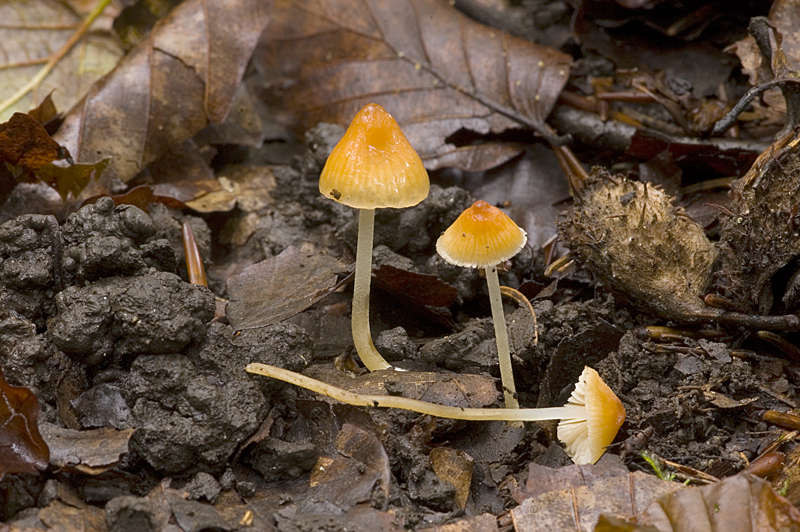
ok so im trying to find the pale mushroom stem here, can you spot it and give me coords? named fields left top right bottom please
left=485, top=265, right=520, bottom=409
left=246, top=363, right=587, bottom=422
left=352, top=208, right=392, bottom=371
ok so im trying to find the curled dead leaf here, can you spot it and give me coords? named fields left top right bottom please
left=39, top=423, right=134, bottom=475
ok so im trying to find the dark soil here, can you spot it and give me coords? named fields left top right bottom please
left=2, top=139, right=796, bottom=530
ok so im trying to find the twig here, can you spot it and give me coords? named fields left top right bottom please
left=500, top=285, right=538, bottom=346
left=711, top=78, right=798, bottom=136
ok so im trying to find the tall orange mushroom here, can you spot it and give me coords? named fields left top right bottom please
left=437, top=200, right=527, bottom=409
left=319, top=103, right=429, bottom=371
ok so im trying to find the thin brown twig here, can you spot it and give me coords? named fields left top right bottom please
left=500, top=285, right=538, bottom=346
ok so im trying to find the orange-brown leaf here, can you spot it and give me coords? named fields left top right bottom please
left=0, top=368, right=49, bottom=480
left=0, top=112, right=67, bottom=172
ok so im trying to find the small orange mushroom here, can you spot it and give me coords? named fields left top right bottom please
left=557, top=366, right=626, bottom=464
left=437, top=200, right=526, bottom=409
left=319, top=103, right=429, bottom=371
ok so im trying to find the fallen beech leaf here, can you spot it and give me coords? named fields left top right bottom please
left=0, top=112, right=110, bottom=201
left=600, top=473, right=800, bottom=532
left=255, top=0, right=571, bottom=171
left=185, top=165, right=277, bottom=213
left=226, top=246, right=348, bottom=331
left=0, top=367, right=49, bottom=480
left=39, top=422, right=134, bottom=475
left=303, top=365, right=499, bottom=409
left=308, top=423, right=391, bottom=510
left=373, top=263, right=457, bottom=327
left=430, top=447, right=473, bottom=509
left=147, top=139, right=222, bottom=204
left=0, top=1, right=123, bottom=121
left=518, top=459, right=630, bottom=502
left=418, top=514, right=499, bottom=532
left=54, top=0, right=272, bottom=187
left=373, top=264, right=458, bottom=309
left=511, top=465, right=681, bottom=532
left=38, top=500, right=107, bottom=532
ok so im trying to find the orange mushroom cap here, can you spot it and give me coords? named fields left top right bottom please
left=436, top=200, right=527, bottom=269
left=557, top=367, right=626, bottom=465
left=319, top=103, right=429, bottom=209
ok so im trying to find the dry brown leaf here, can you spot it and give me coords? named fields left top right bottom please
left=38, top=500, right=108, bottom=532
left=430, top=447, right=474, bottom=509
left=0, top=112, right=110, bottom=200
left=600, top=473, right=800, bottom=532
left=0, top=112, right=68, bottom=171
left=417, top=514, right=499, bottom=532
left=82, top=185, right=188, bottom=212
left=185, top=165, right=277, bottom=213
left=730, top=0, right=800, bottom=87
left=511, top=466, right=681, bottom=532
left=226, top=246, right=348, bottom=332
left=0, top=367, right=49, bottom=481
left=54, top=0, right=272, bottom=189
left=304, top=365, right=500, bottom=409
left=255, top=0, right=571, bottom=171
left=39, top=422, right=134, bottom=474
left=308, top=423, right=391, bottom=509
left=0, top=0, right=123, bottom=122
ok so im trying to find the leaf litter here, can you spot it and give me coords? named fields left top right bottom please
left=5, top=1, right=800, bottom=531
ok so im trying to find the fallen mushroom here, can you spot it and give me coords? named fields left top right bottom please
left=319, top=103, right=430, bottom=371
left=245, top=364, right=625, bottom=465
left=436, top=200, right=527, bottom=409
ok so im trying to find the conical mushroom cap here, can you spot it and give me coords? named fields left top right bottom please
left=557, top=366, right=626, bottom=465
left=436, top=200, right=527, bottom=269
left=319, top=103, right=429, bottom=209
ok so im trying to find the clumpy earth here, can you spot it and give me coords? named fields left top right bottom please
left=2, top=127, right=800, bottom=531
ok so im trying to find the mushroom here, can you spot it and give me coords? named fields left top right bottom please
left=556, top=366, right=627, bottom=465
left=245, top=364, right=626, bottom=465
left=436, top=200, right=527, bottom=409
left=319, top=103, right=430, bottom=371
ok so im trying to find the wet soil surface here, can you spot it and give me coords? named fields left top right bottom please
left=2, top=131, right=799, bottom=531
left=4, top=16, right=800, bottom=524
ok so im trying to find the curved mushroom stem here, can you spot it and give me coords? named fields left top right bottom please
left=486, top=266, right=520, bottom=409
left=246, top=363, right=585, bottom=421
left=352, top=208, right=392, bottom=371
